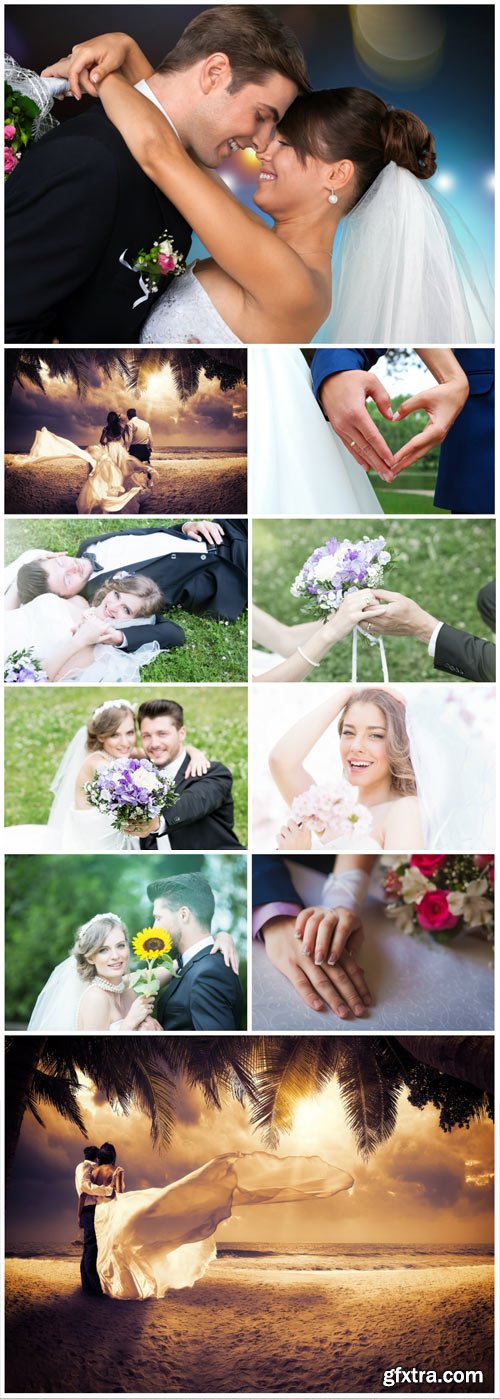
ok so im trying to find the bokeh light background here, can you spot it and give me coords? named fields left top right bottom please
left=6, top=5, right=494, bottom=343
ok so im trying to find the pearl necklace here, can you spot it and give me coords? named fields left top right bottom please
left=93, top=975, right=127, bottom=994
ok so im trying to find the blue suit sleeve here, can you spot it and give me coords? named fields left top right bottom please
left=311, top=350, right=384, bottom=401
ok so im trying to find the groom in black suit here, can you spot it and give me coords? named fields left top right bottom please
left=149, top=874, right=243, bottom=1030
left=5, top=7, right=308, bottom=343
left=136, top=699, right=243, bottom=850
left=12, top=518, right=248, bottom=655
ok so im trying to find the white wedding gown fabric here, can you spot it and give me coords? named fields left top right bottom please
left=249, top=348, right=382, bottom=515
left=326, top=163, right=493, bottom=343
left=140, top=265, right=243, bottom=346
left=27, top=429, right=143, bottom=515
left=47, top=728, right=139, bottom=852
left=95, top=1152, right=353, bottom=1299
left=3, top=594, right=160, bottom=683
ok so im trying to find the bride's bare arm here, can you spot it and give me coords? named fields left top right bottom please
left=97, top=75, right=313, bottom=312
left=42, top=33, right=152, bottom=100
left=269, top=687, right=354, bottom=805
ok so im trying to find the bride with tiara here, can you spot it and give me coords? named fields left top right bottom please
left=6, top=699, right=210, bottom=854
left=265, top=685, right=495, bottom=853
left=40, top=33, right=493, bottom=344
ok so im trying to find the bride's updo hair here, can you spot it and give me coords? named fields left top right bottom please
left=339, top=688, right=417, bottom=796
left=72, top=913, right=128, bottom=983
left=278, top=87, right=436, bottom=209
left=92, top=574, right=165, bottom=618
left=86, top=702, right=136, bottom=753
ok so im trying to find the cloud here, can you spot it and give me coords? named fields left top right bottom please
left=6, top=361, right=247, bottom=452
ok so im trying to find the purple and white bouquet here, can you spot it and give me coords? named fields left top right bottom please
left=290, top=535, right=393, bottom=619
left=84, top=757, right=178, bottom=833
left=291, top=779, right=373, bottom=844
left=4, top=648, right=49, bottom=683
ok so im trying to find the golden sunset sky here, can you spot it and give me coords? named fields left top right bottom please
left=6, top=1067, right=493, bottom=1249
left=6, top=359, right=247, bottom=453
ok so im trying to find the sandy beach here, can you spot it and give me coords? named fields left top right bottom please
left=5, top=1255, right=493, bottom=1394
left=5, top=452, right=247, bottom=515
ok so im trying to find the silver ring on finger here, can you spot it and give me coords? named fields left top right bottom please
left=349, top=439, right=357, bottom=449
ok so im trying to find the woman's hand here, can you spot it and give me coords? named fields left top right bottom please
left=137, top=1015, right=163, bottom=1033
left=295, top=906, right=364, bottom=966
left=262, top=916, right=372, bottom=1018
left=71, top=612, right=119, bottom=647
left=123, top=994, right=156, bottom=1030
left=330, top=589, right=385, bottom=640
left=185, top=746, right=211, bottom=779
left=276, top=818, right=312, bottom=850
left=42, top=33, right=141, bottom=101
left=211, top=933, right=239, bottom=973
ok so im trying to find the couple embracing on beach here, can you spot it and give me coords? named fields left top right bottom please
left=74, top=1139, right=353, bottom=1300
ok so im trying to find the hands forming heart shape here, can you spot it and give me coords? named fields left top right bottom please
left=321, top=368, right=469, bottom=483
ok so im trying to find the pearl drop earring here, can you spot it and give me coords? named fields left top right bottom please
left=328, top=189, right=338, bottom=205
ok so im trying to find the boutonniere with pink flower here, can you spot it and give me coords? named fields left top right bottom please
left=119, top=230, right=186, bottom=308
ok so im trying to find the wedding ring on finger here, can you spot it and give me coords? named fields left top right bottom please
left=349, top=439, right=357, bottom=449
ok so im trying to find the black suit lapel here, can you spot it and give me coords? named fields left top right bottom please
left=159, top=945, right=212, bottom=1007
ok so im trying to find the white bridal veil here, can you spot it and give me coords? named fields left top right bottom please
left=326, top=162, right=493, bottom=343
left=27, top=956, right=83, bottom=1031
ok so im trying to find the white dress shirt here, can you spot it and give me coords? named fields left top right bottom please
left=87, top=532, right=207, bottom=578
left=124, top=415, right=152, bottom=448
left=180, top=936, right=215, bottom=969
left=135, top=80, right=181, bottom=139
left=428, top=622, right=444, bottom=658
left=157, top=749, right=187, bottom=846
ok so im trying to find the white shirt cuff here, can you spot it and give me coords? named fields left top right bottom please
left=428, top=622, right=443, bottom=659
left=158, top=815, right=167, bottom=836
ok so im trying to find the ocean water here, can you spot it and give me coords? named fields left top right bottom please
left=7, top=1241, right=492, bottom=1269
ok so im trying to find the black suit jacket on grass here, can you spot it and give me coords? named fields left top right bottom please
left=141, top=753, right=243, bottom=851
left=157, top=946, right=243, bottom=1030
left=77, top=521, right=248, bottom=633
left=5, top=105, right=192, bottom=343
left=434, top=625, right=495, bottom=682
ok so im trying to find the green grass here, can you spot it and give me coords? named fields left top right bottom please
left=4, top=684, right=248, bottom=842
left=374, top=489, right=448, bottom=515
left=5, top=517, right=248, bottom=682
left=252, top=517, right=494, bottom=682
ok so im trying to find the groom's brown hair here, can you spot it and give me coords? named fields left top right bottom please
left=157, top=5, right=310, bottom=95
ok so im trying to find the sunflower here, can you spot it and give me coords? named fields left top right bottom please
left=132, top=927, right=172, bottom=960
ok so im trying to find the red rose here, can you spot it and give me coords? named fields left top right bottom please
left=473, top=855, right=494, bottom=869
left=410, top=855, right=448, bottom=877
left=416, top=890, right=459, bottom=932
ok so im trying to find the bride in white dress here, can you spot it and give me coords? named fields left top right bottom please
left=43, top=33, right=492, bottom=346
left=3, top=573, right=166, bottom=683
left=27, top=425, right=144, bottom=515
left=88, top=1148, right=353, bottom=1299
left=28, top=911, right=238, bottom=1031
left=266, top=685, right=495, bottom=853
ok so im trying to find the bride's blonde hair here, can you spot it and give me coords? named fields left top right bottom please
left=72, top=913, right=128, bottom=983
left=338, top=688, right=417, bottom=796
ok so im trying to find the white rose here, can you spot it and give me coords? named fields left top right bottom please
left=314, top=557, right=338, bottom=583
left=159, top=238, right=174, bottom=255
left=400, top=868, right=435, bottom=904
left=131, top=766, right=158, bottom=793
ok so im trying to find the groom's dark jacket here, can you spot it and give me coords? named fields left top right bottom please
left=253, top=855, right=335, bottom=908
left=140, top=752, right=243, bottom=850
left=5, top=105, right=192, bottom=343
left=76, top=520, right=248, bottom=651
left=157, top=946, right=243, bottom=1030
left=433, top=625, right=495, bottom=682
left=311, top=349, right=494, bottom=514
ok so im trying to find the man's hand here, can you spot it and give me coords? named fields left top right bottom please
left=124, top=816, right=160, bottom=836
left=319, top=370, right=396, bottom=482
left=363, top=590, right=438, bottom=642
left=262, top=916, right=372, bottom=1018
left=391, top=377, right=469, bottom=476
left=294, top=905, right=364, bottom=966
left=182, top=520, right=224, bottom=546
